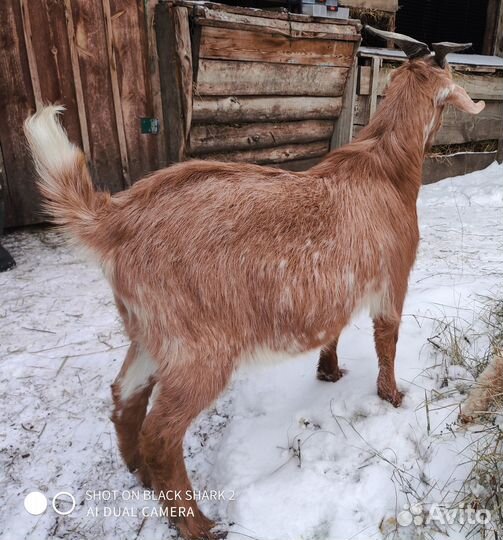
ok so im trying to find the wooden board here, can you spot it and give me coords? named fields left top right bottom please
left=199, top=26, right=355, bottom=67
left=189, top=120, right=334, bottom=154
left=0, top=143, right=6, bottom=233
left=331, top=58, right=357, bottom=148
left=155, top=3, right=189, bottom=163
left=109, top=0, right=161, bottom=182
left=194, top=11, right=360, bottom=42
left=435, top=101, right=503, bottom=145
left=0, top=1, right=37, bottom=227
left=197, top=60, right=348, bottom=97
left=24, top=0, right=82, bottom=145
left=339, top=0, right=398, bottom=12
left=494, top=0, right=503, bottom=57
left=452, top=71, right=503, bottom=100
left=146, top=0, right=168, bottom=169
left=423, top=152, right=497, bottom=184
left=64, top=0, right=91, bottom=160
left=193, top=96, right=343, bottom=123
left=103, top=0, right=131, bottom=186
left=183, top=1, right=362, bottom=30
left=274, top=156, right=323, bottom=171
left=353, top=94, right=371, bottom=125
left=173, top=6, right=193, bottom=142
left=71, top=0, right=124, bottom=192
left=359, top=65, right=503, bottom=100
left=199, top=140, right=330, bottom=164
left=354, top=95, right=503, bottom=144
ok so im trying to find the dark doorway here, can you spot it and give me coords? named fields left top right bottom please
left=396, top=0, right=489, bottom=54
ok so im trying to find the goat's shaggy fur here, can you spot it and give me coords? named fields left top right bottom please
left=24, top=56, right=484, bottom=539
left=461, top=354, right=503, bottom=422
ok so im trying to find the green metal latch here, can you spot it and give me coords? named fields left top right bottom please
left=140, top=117, right=160, bottom=135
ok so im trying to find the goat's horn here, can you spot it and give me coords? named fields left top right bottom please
left=365, top=25, right=431, bottom=60
left=431, top=42, right=472, bottom=68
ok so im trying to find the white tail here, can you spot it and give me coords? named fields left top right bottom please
left=24, top=105, right=79, bottom=178
left=24, top=106, right=108, bottom=242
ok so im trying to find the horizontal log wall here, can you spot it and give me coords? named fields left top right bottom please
left=189, top=120, right=334, bottom=154
left=157, top=1, right=361, bottom=168
left=196, top=61, right=349, bottom=97
left=198, top=26, right=356, bottom=66
left=207, top=141, right=330, bottom=165
left=192, top=96, right=343, bottom=124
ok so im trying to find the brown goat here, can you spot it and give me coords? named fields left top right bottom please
left=24, top=28, right=484, bottom=539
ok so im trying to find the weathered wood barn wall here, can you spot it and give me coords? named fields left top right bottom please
left=0, top=0, right=360, bottom=227
left=155, top=1, right=361, bottom=169
left=1, top=0, right=502, bottom=228
left=0, top=0, right=165, bottom=228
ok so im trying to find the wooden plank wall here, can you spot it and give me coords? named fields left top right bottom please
left=156, top=1, right=361, bottom=169
left=0, top=2, right=38, bottom=228
left=0, top=0, right=163, bottom=228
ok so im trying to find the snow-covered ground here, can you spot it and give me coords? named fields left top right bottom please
left=1, top=162, right=502, bottom=540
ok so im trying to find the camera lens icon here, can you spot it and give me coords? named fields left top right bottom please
left=52, top=492, right=76, bottom=515
left=24, top=492, right=48, bottom=515
left=24, top=490, right=76, bottom=516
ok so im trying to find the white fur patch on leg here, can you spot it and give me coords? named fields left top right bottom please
left=120, top=347, right=158, bottom=401
left=147, top=382, right=161, bottom=414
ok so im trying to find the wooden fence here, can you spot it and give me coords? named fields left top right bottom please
left=0, top=0, right=165, bottom=227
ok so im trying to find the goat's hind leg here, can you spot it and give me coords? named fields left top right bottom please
left=317, top=327, right=346, bottom=382
left=374, top=315, right=404, bottom=407
left=139, top=355, right=232, bottom=539
left=111, top=342, right=156, bottom=473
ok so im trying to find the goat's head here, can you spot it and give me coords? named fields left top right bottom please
left=366, top=26, right=485, bottom=149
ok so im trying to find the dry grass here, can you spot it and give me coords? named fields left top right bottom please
left=426, top=297, right=503, bottom=537
left=429, top=140, right=499, bottom=157
left=428, top=298, right=503, bottom=381
left=454, top=426, right=503, bottom=538
left=350, top=7, right=394, bottom=46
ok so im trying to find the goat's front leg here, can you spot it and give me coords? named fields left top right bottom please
left=317, top=336, right=345, bottom=382
left=373, top=316, right=403, bottom=407
left=111, top=342, right=156, bottom=473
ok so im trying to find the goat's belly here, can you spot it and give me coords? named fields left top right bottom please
left=238, top=344, right=320, bottom=366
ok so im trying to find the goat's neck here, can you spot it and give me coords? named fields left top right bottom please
left=365, top=99, right=433, bottom=201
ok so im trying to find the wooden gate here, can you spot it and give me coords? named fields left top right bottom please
left=0, top=0, right=165, bottom=227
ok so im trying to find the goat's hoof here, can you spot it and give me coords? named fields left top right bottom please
left=121, top=452, right=142, bottom=475
left=0, top=244, right=15, bottom=272
left=378, top=388, right=404, bottom=407
left=317, top=368, right=346, bottom=383
left=458, top=412, right=474, bottom=425
left=176, top=513, right=222, bottom=540
left=135, top=464, right=152, bottom=489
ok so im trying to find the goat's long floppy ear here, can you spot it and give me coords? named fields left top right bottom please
left=444, top=84, right=485, bottom=115
left=431, top=42, right=472, bottom=68
left=365, top=25, right=431, bottom=60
